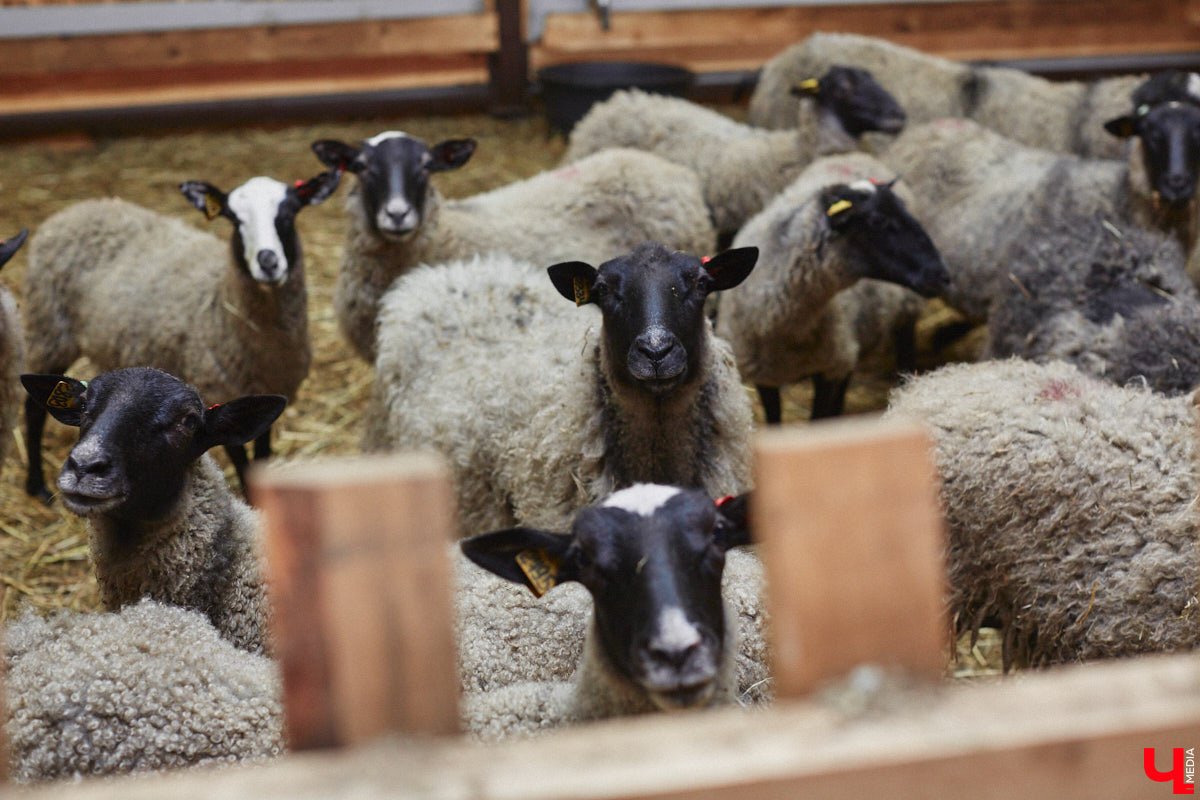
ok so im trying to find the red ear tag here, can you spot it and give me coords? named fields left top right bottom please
left=294, top=179, right=304, bottom=188
left=207, top=403, right=221, bottom=411
left=701, top=255, right=712, bottom=264
left=715, top=495, right=734, bottom=508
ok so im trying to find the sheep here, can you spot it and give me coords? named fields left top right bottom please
left=21, top=169, right=340, bottom=500
left=4, top=598, right=283, bottom=784
left=749, top=31, right=1187, bottom=160
left=884, top=358, right=1200, bottom=667
left=20, top=366, right=286, bottom=656
left=985, top=215, right=1200, bottom=395
left=369, top=243, right=758, bottom=536
left=311, top=133, right=717, bottom=362
left=0, top=228, right=28, bottom=478
left=561, top=67, right=907, bottom=239
left=714, top=153, right=949, bottom=424
left=458, top=484, right=753, bottom=740
left=878, top=114, right=1200, bottom=325
left=455, top=540, right=772, bottom=706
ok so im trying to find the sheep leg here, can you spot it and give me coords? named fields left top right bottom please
left=224, top=444, right=251, bottom=497
left=756, top=385, right=783, bottom=425
left=252, top=429, right=271, bottom=461
left=894, top=320, right=918, bottom=375
left=810, top=375, right=849, bottom=420
left=23, top=395, right=54, bottom=504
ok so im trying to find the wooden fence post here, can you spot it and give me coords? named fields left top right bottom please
left=250, top=452, right=460, bottom=750
left=752, top=417, right=949, bottom=698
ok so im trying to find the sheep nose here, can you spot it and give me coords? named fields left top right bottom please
left=66, top=451, right=112, bottom=479
left=647, top=638, right=701, bottom=670
left=257, top=250, right=280, bottom=275
left=636, top=331, right=676, bottom=363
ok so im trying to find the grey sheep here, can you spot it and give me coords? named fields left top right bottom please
left=985, top=215, right=1200, bottom=395
left=4, top=599, right=283, bottom=784
left=750, top=32, right=1186, bottom=160
left=21, top=367, right=286, bottom=656
left=458, top=484, right=754, bottom=740
left=0, top=229, right=28, bottom=478
left=369, top=244, right=758, bottom=536
left=562, top=68, right=906, bottom=238
left=885, top=358, right=1200, bottom=668
left=22, top=170, right=339, bottom=498
left=878, top=115, right=1200, bottom=324
left=312, top=132, right=717, bottom=362
left=715, top=153, right=949, bottom=423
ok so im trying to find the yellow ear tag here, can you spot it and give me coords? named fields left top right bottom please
left=46, top=380, right=79, bottom=410
left=203, top=194, right=222, bottom=221
left=798, top=78, right=820, bottom=93
left=514, top=548, right=560, bottom=597
left=826, top=199, right=853, bottom=217
left=572, top=276, right=590, bottom=306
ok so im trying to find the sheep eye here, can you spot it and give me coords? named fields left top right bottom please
left=179, top=413, right=201, bottom=433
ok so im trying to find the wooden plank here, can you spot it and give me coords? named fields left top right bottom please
left=752, top=417, right=948, bottom=697
left=251, top=453, right=461, bottom=750
left=13, top=652, right=1200, bottom=799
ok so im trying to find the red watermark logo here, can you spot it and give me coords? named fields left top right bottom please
left=1145, top=748, right=1196, bottom=794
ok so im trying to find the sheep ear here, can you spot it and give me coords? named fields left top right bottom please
left=180, top=181, right=228, bottom=221
left=702, top=247, right=758, bottom=292
left=714, top=493, right=753, bottom=550
left=197, top=395, right=287, bottom=452
left=1104, top=114, right=1139, bottom=139
left=293, top=169, right=342, bottom=206
left=428, top=139, right=477, bottom=172
left=311, top=139, right=364, bottom=173
left=461, top=528, right=578, bottom=597
left=0, top=228, right=29, bottom=269
left=21, top=374, right=87, bottom=427
left=547, top=261, right=599, bottom=306
left=790, top=78, right=821, bottom=97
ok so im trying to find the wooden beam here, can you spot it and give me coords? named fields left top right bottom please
left=251, top=453, right=461, bottom=750
left=752, top=417, right=949, bottom=697
left=14, top=652, right=1200, bottom=799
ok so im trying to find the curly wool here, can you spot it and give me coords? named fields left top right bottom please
left=749, top=32, right=1141, bottom=160
left=0, top=281, right=23, bottom=477
left=884, top=358, right=1200, bottom=667
left=880, top=118, right=1192, bottom=323
left=986, top=216, right=1200, bottom=394
left=23, top=198, right=310, bottom=403
left=716, top=153, right=924, bottom=389
left=90, top=455, right=271, bottom=655
left=562, top=89, right=863, bottom=236
left=334, top=147, right=716, bottom=361
left=4, top=599, right=283, bottom=783
left=369, top=253, right=754, bottom=536
left=455, top=548, right=772, bottom=706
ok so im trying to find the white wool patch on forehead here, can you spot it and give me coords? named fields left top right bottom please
left=848, top=179, right=879, bottom=193
left=227, top=177, right=289, bottom=282
left=602, top=484, right=682, bottom=517
left=1188, top=73, right=1200, bottom=102
left=366, top=130, right=413, bottom=147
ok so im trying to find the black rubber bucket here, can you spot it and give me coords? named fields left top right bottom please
left=537, top=61, right=695, bottom=136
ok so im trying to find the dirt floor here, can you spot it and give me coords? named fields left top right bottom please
left=0, top=102, right=995, bottom=672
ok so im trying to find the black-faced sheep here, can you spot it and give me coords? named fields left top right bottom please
left=715, top=153, right=949, bottom=423
left=459, top=484, right=752, bottom=740
left=311, top=132, right=717, bottom=362
left=20, top=367, right=285, bottom=655
left=4, top=599, right=283, bottom=784
left=885, top=358, right=1200, bottom=668
left=369, top=243, right=758, bottom=536
left=0, top=228, right=28, bottom=478
left=562, top=66, right=906, bottom=239
left=21, top=170, right=339, bottom=500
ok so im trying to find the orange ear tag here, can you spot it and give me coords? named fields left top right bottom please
left=46, top=381, right=78, bottom=410
left=572, top=276, right=590, bottom=306
left=514, top=549, right=560, bottom=597
left=826, top=199, right=853, bottom=217
left=204, top=194, right=222, bottom=221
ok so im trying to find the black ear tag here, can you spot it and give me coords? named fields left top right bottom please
left=514, top=548, right=561, bottom=597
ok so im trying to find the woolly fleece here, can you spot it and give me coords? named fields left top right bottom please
left=335, top=147, right=717, bottom=362
left=885, top=358, right=1200, bottom=666
left=4, top=599, right=282, bottom=783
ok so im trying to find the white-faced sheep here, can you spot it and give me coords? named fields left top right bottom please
left=0, top=229, right=28, bottom=478
left=4, top=599, right=283, bottom=784
left=459, top=484, right=753, bottom=740
left=369, top=243, right=758, bottom=537
left=715, top=153, right=949, bottom=424
left=22, top=170, right=339, bottom=499
left=884, top=358, right=1200, bottom=667
left=750, top=31, right=1189, bottom=160
left=20, top=367, right=285, bottom=656
left=985, top=215, right=1200, bottom=395
left=562, top=67, right=906, bottom=239
left=311, top=133, right=717, bottom=362
left=878, top=113, right=1200, bottom=324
